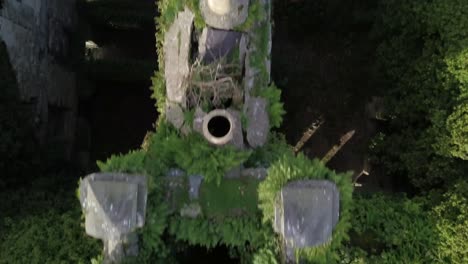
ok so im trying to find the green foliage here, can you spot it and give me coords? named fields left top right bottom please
left=431, top=181, right=468, bottom=263
left=341, top=182, right=468, bottom=263
left=97, top=150, right=146, bottom=174
left=0, top=211, right=101, bottom=264
left=346, top=194, right=438, bottom=263
left=372, top=0, right=468, bottom=190
left=249, top=21, right=271, bottom=88
left=168, top=215, right=266, bottom=249
left=151, top=71, right=167, bottom=116
left=133, top=191, right=172, bottom=263
left=255, top=84, right=286, bottom=129
left=0, top=172, right=101, bottom=264
left=252, top=247, right=279, bottom=264
left=98, top=122, right=251, bottom=185
left=246, top=132, right=292, bottom=167
left=173, top=133, right=251, bottom=185
left=95, top=121, right=254, bottom=260
left=185, top=0, right=206, bottom=30
left=235, top=0, right=267, bottom=32
left=258, top=154, right=353, bottom=263
left=199, top=178, right=260, bottom=218
left=153, top=0, right=205, bottom=115
left=148, top=123, right=251, bottom=184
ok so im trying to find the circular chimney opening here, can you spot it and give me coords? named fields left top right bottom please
left=208, top=115, right=231, bottom=138
left=202, top=110, right=234, bottom=146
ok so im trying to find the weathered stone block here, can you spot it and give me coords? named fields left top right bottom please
left=226, top=108, right=244, bottom=149
left=164, top=8, right=194, bottom=105
left=189, top=175, right=203, bottom=200
left=166, top=101, right=185, bottom=129
left=245, top=97, right=269, bottom=147
left=274, top=180, right=340, bottom=250
left=80, top=173, right=148, bottom=263
left=198, top=27, right=243, bottom=63
left=79, top=173, right=148, bottom=240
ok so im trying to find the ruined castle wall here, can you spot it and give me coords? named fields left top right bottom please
left=0, top=0, right=78, bottom=160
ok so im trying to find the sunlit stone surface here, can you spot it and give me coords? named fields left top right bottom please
left=164, top=8, right=194, bottom=106
left=207, top=0, right=231, bottom=15
left=200, top=0, right=249, bottom=30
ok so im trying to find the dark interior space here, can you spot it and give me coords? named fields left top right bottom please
left=272, top=0, right=388, bottom=191
left=80, top=81, right=156, bottom=164
left=208, top=115, right=232, bottom=138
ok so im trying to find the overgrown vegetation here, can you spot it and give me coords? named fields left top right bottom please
left=0, top=170, right=101, bottom=264
left=340, top=181, right=468, bottom=263
left=2, top=0, right=466, bottom=263
left=152, top=0, right=206, bottom=115
left=95, top=120, right=281, bottom=262
left=259, top=154, right=353, bottom=263
left=254, top=84, right=285, bottom=129
left=370, top=0, right=468, bottom=190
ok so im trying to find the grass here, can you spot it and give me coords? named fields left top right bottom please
left=199, top=177, right=261, bottom=219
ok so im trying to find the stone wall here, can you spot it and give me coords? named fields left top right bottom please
left=0, top=0, right=78, bottom=160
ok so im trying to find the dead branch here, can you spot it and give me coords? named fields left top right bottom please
left=293, top=116, right=325, bottom=154
left=321, top=130, right=355, bottom=164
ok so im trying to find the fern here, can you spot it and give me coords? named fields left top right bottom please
left=96, top=150, right=146, bottom=175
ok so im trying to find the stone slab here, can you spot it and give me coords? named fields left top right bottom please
left=245, top=97, right=269, bottom=147
left=275, top=180, right=340, bottom=249
left=227, top=108, right=244, bottom=149
left=79, top=173, right=148, bottom=240
left=166, top=101, right=185, bottom=129
left=164, top=8, right=194, bottom=105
